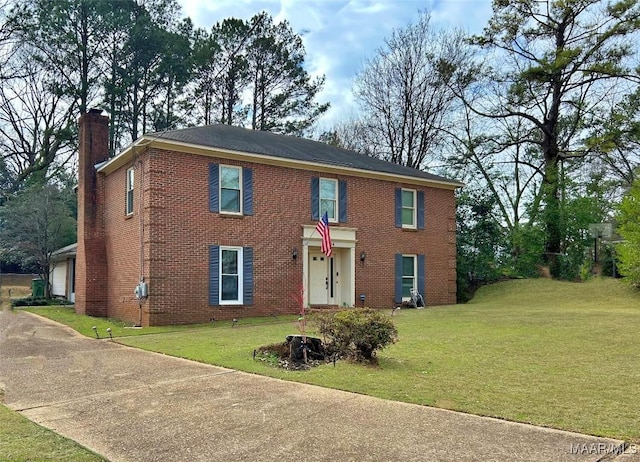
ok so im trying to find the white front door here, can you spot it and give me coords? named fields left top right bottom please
left=309, top=251, right=328, bottom=305
left=308, top=251, right=342, bottom=305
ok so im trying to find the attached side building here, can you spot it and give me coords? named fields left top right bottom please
left=76, top=111, right=461, bottom=326
left=50, top=243, right=77, bottom=302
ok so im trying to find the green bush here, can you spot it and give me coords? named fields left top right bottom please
left=12, top=297, right=73, bottom=307
left=311, top=308, right=398, bottom=363
left=616, top=179, right=640, bottom=287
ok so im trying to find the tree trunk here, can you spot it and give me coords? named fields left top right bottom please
left=542, top=156, right=562, bottom=276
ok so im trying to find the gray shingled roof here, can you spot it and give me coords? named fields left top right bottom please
left=150, top=124, right=461, bottom=186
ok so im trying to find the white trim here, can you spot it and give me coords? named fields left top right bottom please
left=401, top=188, right=416, bottom=229
left=51, top=242, right=77, bottom=259
left=219, top=165, right=243, bottom=215
left=401, top=254, right=417, bottom=301
left=219, top=246, right=243, bottom=305
left=319, top=177, right=338, bottom=223
left=126, top=167, right=135, bottom=215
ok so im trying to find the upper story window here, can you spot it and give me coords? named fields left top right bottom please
left=319, top=178, right=338, bottom=222
left=395, top=187, right=424, bottom=229
left=126, top=167, right=134, bottom=215
left=220, top=165, right=242, bottom=214
left=311, top=177, right=347, bottom=223
left=209, top=164, right=253, bottom=216
left=401, top=189, right=416, bottom=228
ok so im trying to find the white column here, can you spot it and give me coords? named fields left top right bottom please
left=302, top=240, right=310, bottom=308
left=349, top=246, right=356, bottom=307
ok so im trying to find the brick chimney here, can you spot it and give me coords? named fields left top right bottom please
left=75, top=109, right=109, bottom=317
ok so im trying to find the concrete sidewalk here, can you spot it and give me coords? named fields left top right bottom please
left=0, top=308, right=637, bottom=462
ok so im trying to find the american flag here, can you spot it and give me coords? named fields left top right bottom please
left=316, top=211, right=332, bottom=257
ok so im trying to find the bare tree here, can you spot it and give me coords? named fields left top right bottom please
left=316, top=118, right=376, bottom=156
left=353, top=11, right=473, bottom=169
left=443, top=99, right=543, bottom=233
left=0, top=54, right=76, bottom=197
left=0, top=0, right=19, bottom=80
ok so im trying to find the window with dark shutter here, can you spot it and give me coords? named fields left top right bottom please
left=210, top=164, right=253, bottom=216
left=312, top=177, right=345, bottom=223
left=395, top=253, right=423, bottom=302
left=210, top=245, right=252, bottom=306
left=401, top=255, right=416, bottom=299
left=401, top=189, right=416, bottom=228
left=319, top=178, right=338, bottom=222
left=220, top=248, right=240, bottom=301
left=220, top=166, right=242, bottom=213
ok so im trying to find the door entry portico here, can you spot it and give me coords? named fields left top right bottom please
left=302, top=225, right=357, bottom=308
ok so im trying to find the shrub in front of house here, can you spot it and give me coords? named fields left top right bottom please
left=12, top=297, right=73, bottom=307
left=312, top=308, right=398, bottom=363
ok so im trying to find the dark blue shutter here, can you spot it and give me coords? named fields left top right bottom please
left=311, top=177, right=319, bottom=220
left=417, top=254, right=425, bottom=300
left=243, top=168, right=253, bottom=216
left=209, top=164, right=219, bottom=213
left=395, top=188, right=402, bottom=228
left=417, top=190, right=425, bottom=230
left=243, top=247, right=254, bottom=305
left=209, top=245, right=220, bottom=306
left=394, top=253, right=403, bottom=303
left=338, top=180, right=347, bottom=223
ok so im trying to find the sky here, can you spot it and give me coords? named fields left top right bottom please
left=176, top=0, right=494, bottom=131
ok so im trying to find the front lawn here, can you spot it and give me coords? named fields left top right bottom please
left=0, top=404, right=106, bottom=461
left=26, top=277, right=640, bottom=442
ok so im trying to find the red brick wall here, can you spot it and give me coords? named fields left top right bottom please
left=102, top=155, right=149, bottom=325
left=76, top=112, right=109, bottom=317
left=352, top=178, right=457, bottom=308
left=99, top=147, right=457, bottom=326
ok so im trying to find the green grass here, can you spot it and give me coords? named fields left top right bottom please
left=23, top=277, right=640, bottom=442
left=0, top=404, right=106, bottom=461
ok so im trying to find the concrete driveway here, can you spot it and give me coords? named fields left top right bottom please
left=0, top=308, right=637, bottom=462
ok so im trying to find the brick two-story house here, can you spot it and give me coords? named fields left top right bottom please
left=75, top=110, right=461, bottom=326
